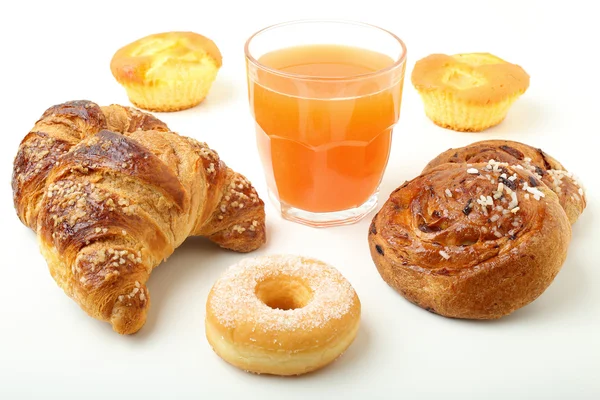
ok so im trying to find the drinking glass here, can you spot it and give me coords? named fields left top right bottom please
left=245, top=20, right=407, bottom=227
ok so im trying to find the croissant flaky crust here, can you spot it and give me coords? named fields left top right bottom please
left=423, top=140, right=586, bottom=224
left=12, top=100, right=266, bottom=334
left=369, top=159, right=571, bottom=319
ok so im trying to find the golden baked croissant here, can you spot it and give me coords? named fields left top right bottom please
left=12, top=101, right=266, bottom=334
left=423, top=140, right=586, bottom=224
left=369, top=159, right=571, bottom=319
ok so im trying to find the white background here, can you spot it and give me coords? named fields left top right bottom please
left=1, top=1, right=598, bottom=399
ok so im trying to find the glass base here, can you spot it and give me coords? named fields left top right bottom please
left=268, top=188, right=379, bottom=228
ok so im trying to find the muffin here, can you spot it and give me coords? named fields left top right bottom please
left=411, top=53, right=529, bottom=132
left=110, top=31, right=222, bottom=112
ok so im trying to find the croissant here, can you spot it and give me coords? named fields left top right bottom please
left=369, top=158, right=571, bottom=319
left=423, top=140, right=586, bottom=224
left=12, top=101, right=266, bottom=334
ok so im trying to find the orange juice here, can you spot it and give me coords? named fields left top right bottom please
left=249, top=44, right=404, bottom=213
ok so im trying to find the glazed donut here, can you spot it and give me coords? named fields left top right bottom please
left=205, top=254, right=361, bottom=375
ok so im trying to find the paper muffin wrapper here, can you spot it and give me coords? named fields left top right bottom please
left=122, top=70, right=219, bottom=112
left=417, top=91, right=522, bottom=132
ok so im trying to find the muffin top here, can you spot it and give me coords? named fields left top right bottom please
left=110, top=31, right=222, bottom=84
left=411, top=53, right=529, bottom=104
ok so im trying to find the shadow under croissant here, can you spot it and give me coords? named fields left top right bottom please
left=81, top=220, right=272, bottom=337
left=134, top=236, right=227, bottom=337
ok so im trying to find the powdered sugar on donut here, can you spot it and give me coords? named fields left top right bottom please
left=208, top=254, right=357, bottom=331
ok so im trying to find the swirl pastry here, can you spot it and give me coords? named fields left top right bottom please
left=369, top=159, right=571, bottom=319
left=424, top=140, right=586, bottom=224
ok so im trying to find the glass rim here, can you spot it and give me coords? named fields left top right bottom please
left=244, top=19, right=407, bottom=82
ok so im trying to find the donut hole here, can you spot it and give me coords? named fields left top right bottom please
left=255, top=277, right=313, bottom=311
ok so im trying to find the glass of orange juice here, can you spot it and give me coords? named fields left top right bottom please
left=245, top=20, right=407, bottom=227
